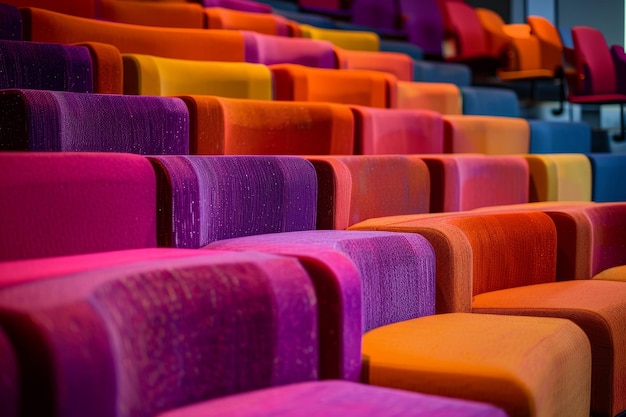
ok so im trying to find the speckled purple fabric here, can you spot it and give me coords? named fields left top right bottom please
left=207, top=229, right=436, bottom=380
left=149, top=156, right=318, bottom=248
left=0, top=328, right=18, bottom=417
left=243, top=32, right=337, bottom=68
left=157, top=380, right=508, bottom=417
left=0, top=252, right=318, bottom=417
left=0, top=152, right=157, bottom=261
left=0, top=4, right=22, bottom=40
left=0, top=89, right=189, bottom=153
left=0, top=40, right=93, bottom=92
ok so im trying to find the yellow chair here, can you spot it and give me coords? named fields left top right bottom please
left=524, top=154, right=592, bottom=202
left=299, top=24, right=380, bottom=51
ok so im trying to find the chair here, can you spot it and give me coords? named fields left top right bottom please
left=243, top=31, right=337, bottom=68
left=0, top=328, right=17, bottom=417
left=349, top=0, right=404, bottom=39
left=270, top=63, right=396, bottom=108
left=201, top=0, right=273, bottom=13
left=2, top=0, right=96, bottom=18
left=0, top=3, right=22, bottom=40
left=524, top=153, right=592, bottom=202
left=396, top=81, right=462, bottom=114
left=20, top=6, right=247, bottom=62
left=299, top=24, right=380, bottom=51
left=350, top=209, right=626, bottom=417
left=205, top=6, right=297, bottom=35
left=178, top=95, right=354, bottom=155
left=335, top=48, right=413, bottom=81
left=98, top=0, right=206, bottom=28
left=569, top=26, right=626, bottom=138
left=586, top=153, right=626, bottom=202
left=0, top=89, right=190, bottom=154
left=350, top=106, right=445, bottom=155
left=398, top=0, right=445, bottom=58
left=419, top=154, right=529, bottom=212
left=443, top=115, right=530, bottom=154
left=460, top=86, right=520, bottom=117
left=529, top=121, right=592, bottom=153
left=122, top=54, right=273, bottom=99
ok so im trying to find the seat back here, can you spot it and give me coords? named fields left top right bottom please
left=0, top=252, right=318, bottom=416
left=524, top=154, right=593, bottom=202
left=336, top=48, right=413, bottom=81
left=306, top=155, right=430, bottom=230
left=202, top=0, right=273, bottom=13
left=460, top=86, right=520, bottom=117
left=0, top=328, right=17, bottom=417
left=243, top=32, right=337, bottom=68
left=420, top=154, right=529, bottom=212
left=21, top=7, right=246, bottom=62
left=582, top=203, right=626, bottom=275
left=180, top=96, right=354, bottom=155
left=571, top=26, right=617, bottom=95
left=299, top=24, right=380, bottom=51
left=586, top=153, right=626, bottom=202
left=527, top=15, right=564, bottom=74
left=474, top=7, right=511, bottom=59
left=350, top=0, right=400, bottom=32
left=529, top=120, right=591, bottom=154
left=271, top=63, right=396, bottom=108
left=99, top=0, right=206, bottom=28
left=0, top=3, right=22, bottom=40
left=350, top=106, right=445, bottom=155
left=0, top=89, right=190, bottom=154
left=3, top=0, right=96, bottom=18
left=149, top=156, right=318, bottom=248
left=443, top=115, right=530, bottom=154
left=396, top=81, right=462, bottom=114
left=399, top=0, right=445, bottom=57
left=439, top=0, right=489, bottom=59
left=0, top=39, right=93, bottom=92
left=123, top=54, right=273, bottom=99
left=0, top=152, right=157, bottom=261
left=206, top=6, right=294, bottom=36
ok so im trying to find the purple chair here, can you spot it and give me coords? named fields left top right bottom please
left=0, top=39, right=93, bottom=92
left=0, top=89, right=189, bottom=154
left=400, top=0, right=445, bottom=58
left=350, top=0, right=406, bottom=39
left=0, top=328, right=18, bottom=417
left=243, top=31, right=337, bottom=68
left=0, top=3, right=22, bottom=40
left=201, top=0, right=273, bottom=13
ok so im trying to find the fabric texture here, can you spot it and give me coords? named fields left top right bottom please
left=77, top=41, right=123, bottom=94
left=587, top=154, right=626, bottom=202
left=443, top=115, right=530, bottom=154
left=524, top=154, right=592, bottom=202
left=300, top=24, right=380, bottom=51
left=396, top=81, right=462, bottom=114
left=0, top=252, right=318, bottom=417
left=156, top=380, right=509, bottom=417
left=149, top=155, right=318, bottom=248
left=461, top=86, right=520, bottom=117
left=99, top=0, right=206, bottom=29
left=0, top=3, right=22, bottom=40
left=0, top=39, right=93, bottom=92
left=0, top=152, right=157, bottom=261
left=336, top=49, right=413, bottom=81
left=0, top=89, right=189, bottom=154
left=242, top=32, right=337, bottom=68
left=179, top=95, right=354, bottom=155
left=529, top=121, right=592, bottom=154
left=206, top=7, right=292, bottom=36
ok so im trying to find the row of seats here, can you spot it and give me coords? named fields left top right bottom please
left=2, top=151, right=626, bottom=417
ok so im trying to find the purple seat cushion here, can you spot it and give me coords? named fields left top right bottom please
left=202, top=0, right=272, bottom=13
left=0, top=40, right=93, bottom=92
left=243, top=32, right=337, bottom=68
left=0, top=89, right=189, bottom=154
left=400, top=0, right=444, bottom=56
left=0, top=252, right=318, bottom=417
left=149, top=156, right=318, bottom=248
left=156, top=380, right=508, bottom=417
left=0, top=4, right=22, bottom=40
left=0, top=328, right=18, bottom=417
left=207, top=229, right=436, bottom=380
left=0, top=152, right=157, bottom=261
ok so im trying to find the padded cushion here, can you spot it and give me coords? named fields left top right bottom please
left=461, top=86, right=520, bottom=117
left=443, top=115, right=530, bottom=154
left=412, top=60, right=472, bottom=86
left=572, top=26, right=617, bottom=95
left=243, top=32, right=337, bottom=68
left=0, top=39, right=93, bottom=92
left=156, top=380, right=509, bottom=417
left=206, top=7, right=292, bottom=35
left=396, top=81, right=462, bottom=114
left=350, top=106, right=444, bottom=155
left=0, top=252, right=318, bottom=416
left=300, top=24, right=380, bottom=51
left=399, top=0, right=445, bottom=56
left=123, top=54, right=273, bottom=99
left=524, top=154, right=592, bottom=202
left=586, top=154, right=626, bottom=202
left=180, top=95, right=354, bottom=155
left=336, top=49, right=413, bottom=81
left=529, top=121, right=592, bottom=153
left=0, top=89, right=190, bottom=154
left=99, top=0, right=206, bottom=28
left=149, top=155, right=318, bottom=248
left=0, top=3, right=22, bottom=40
left=0, top=152, right=157, bottom=261
left=202, top=0, right=273, bottom=13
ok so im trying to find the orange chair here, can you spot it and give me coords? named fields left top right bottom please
left=2, top=0, right=96, bottom=18
left=335, top=48, right=413, bottom=81
left=443, top=115, right=530, bottom=154
left=270, top=63, right=397, bottom=108
left=205, top=7, right=299, bottom=36
left=178, top=95, right=354, bottom=155
left=20, top=7, right=246, bottom=62
left=99, top=0, right=206, bottom=28
left=396, top=81, right=462, bottom=114
left=74, top=42, right=124, bottom=94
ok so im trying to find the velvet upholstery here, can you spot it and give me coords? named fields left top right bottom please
left=305, top=155, right=431, bottom=230
left=396, top=81, right=462, bottom=114
left=443, top=115, right=530, bottom=154
left=156, top=380, right=510, bottom=417
left=0, top=152, right=157, bottom=261
left=420, top=154, right=530, bottom=212
left=0, top=327, right=18, bottom=417
left=21, top=7, right=247, bottom=62
left=0, top=3, right=22, bottom=40
left=0, top=252, right=319, bottom=417
left=0, top=89, right=189, bottom=154
left=270, top=63, right=396, bottom=108
left=99, top=0, right=206, bottom=28
left=242, top=32, right=337, bottom=68
left=352, top=210, right=626, bottom=417
left=524, top=154, right=592, bottom=202
left=529, top=121, right=592, bottom=153
left=350, top=106, right=445, bottom=155
left=122, top=54, right=272, bottom=99
left=299, top=24, right=380, bottom=51
left=586, top=153, right=626, bottom=202
left=0, top=39, right=93, bottom=92
left=208, top=229, right=436, bottom=380
left=179, top=95, right=353, bottom=155
left=148, top=155, right=318, bottom=248
left=336, top=48, right=413, bottom=81
left=205, top=7, right=294, bottom=36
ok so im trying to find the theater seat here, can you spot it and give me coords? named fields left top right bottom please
left=99, top=0, right=206, bottom=28
left=443, top=115, right=530, bottom=154
left=205, top=6, right=297, bottom=35
left=299, top=23, right=380, bottom=51
left=524, top=153, right=592, bottom=202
